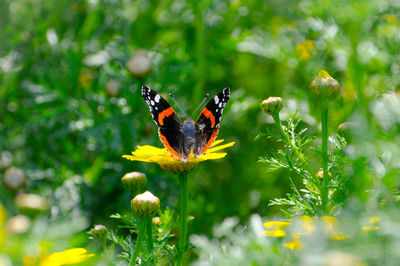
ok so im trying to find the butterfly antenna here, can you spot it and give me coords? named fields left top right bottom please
left=192, top=93, right=210, bottom=116
left=169, top=93, right=187, bottom=118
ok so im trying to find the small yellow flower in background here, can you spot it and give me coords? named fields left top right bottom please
left=321, top=216, right=338, bottom=231
left=264, top=221, right=291, bottom=237
left=320, top=216, right=350, bottom=240
left=300, top=216, right=315, bottom=234
left=362, top=216, right=381, bottom=233
left=283, top=233, right=302, bottom=250
left=330, top=232, right=350, bottom=240
left=123, top=139, right=235, bottom=174
left=368, top=216, right=381, bottom=224
left=295, top=40, right=315, bottom=60
left=23, top=248, right=94, bottom=266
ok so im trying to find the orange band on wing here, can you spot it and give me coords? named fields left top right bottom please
left=158, top=107, right=175, bottom=126
left=158, top=130, right=183, bottom=160
left=201, top=127, right=219, bottom=154
left=201, top=108, right=216, bottom=128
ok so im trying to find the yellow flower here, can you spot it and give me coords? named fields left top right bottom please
left=300, top=216, right=315, bottom=234
left=295, top=40, right=315, bottom=60
left=320, top=216, right=338, bottom=231
left=283, top=233, right=302, bottom=250
left=362, top=216, right=381, bottom=233
left=264, top=221, right=291, bottom=237
left=368, top=216, right=381, bottom=224
left=23, top=248, right=94, bottom=266
left=330, top=232, right=350, bottom=240
left=123, top=139, right=235, bottom=174
left=361, top=226, right=381, bottom=233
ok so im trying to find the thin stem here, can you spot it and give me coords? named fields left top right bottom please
left=146, top=216, right=153, bottom=252
left=176, top=173, right=188, bottom=266
left=321, top=108, right=329, bottom=208
left=130, top=217, right=146, bottom=266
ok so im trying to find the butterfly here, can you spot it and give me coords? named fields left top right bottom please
left=141, top=86, right=230, bottom=162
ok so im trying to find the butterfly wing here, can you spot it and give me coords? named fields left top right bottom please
left=141, top=86, right=186, bottom=160
left=194, top=88, right=230, bottom=157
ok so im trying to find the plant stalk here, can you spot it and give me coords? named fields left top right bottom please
left=130, top=217, right=146, bottom=266
left=176, top=173, right=188, bottom=266
left=146, top=216, right=153, bottom=252
left=321, top=108, right=329, bottom=208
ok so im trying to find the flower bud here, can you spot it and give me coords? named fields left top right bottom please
left=316, top=170, right=331, bottom=180
left=121, top=172, right=147, bottom=193
left=126, top=50, right=152, bottom=78
left=309, top=70, right=340, bottom=101
left=260, top=97, right=283, bottom=116
left=88, top=224, right=108, bottom=239
left=3, top=167, right=25, bottom=191
left=337, top=122, right=353, bottom=142
left=131, top=191, right=160, bottom=217
left=6, top=215, right=30, bottom=234
left=105, top=80, right=121, bottom=98
left=152, top=217, right=161, bottom=226
left=15, top=194, right=49, bottom=215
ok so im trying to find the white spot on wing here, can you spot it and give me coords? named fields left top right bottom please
left=219, top=102, right=222, bottom=108
left=214, top=96, right=219, bottom=104
left=155, top=94, right=161, bottom=103
left=151, top=100, right=155, bottom=106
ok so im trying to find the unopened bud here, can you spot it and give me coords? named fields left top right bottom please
left=152, top=217, right=161, bottom=226
left=15, top=194, right=49, bottom=215
left=88, top=224, right=108, bottom=239
left=6, top=215, right=30, bottom=234
left=131, top=191, right=160, bottom=217
left=126, top=50, right=152, bottom=78
left=3, top=167, right=25, bottom=191
left=105, top=80, right=121, bottom=97
left=309, top=70, right=340, bottom=101
left=260, top=97, right=283, bottom=116
left=121, top=172, right=147, bottom=193
left=316, top=170, right=332, bottom=180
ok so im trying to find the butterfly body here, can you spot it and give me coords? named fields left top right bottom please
left=142, top=86, right=230, bottom=162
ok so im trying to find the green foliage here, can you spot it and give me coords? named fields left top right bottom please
left=1, top=0, right=400, bottom=264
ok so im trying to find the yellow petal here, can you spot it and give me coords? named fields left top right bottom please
left=264, top=221, right=291, bottom=228
left=207, top=141, right=235, bottom=153
left=330, top=233, right=350, bottom=240
left=264, top=229, right=286, bottom=237
left=361, top=225, right=381, bottom=233
left=369, top=216, right=381, bottom=224
left=211, top=139, right=225, bottom=147
left=283, top=238, right=302, bottom=250
left=40, top=248, right=94, bottom=266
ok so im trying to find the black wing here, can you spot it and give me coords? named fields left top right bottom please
left=141, top=86, right=185, bottom=160
left=194, top=88, right=230, bottom=156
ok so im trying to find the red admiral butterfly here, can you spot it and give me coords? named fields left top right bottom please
left=141, top=86, right=230, bottom=162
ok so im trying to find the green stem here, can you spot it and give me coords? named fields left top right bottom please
left=130, top=217, right=146, bottom=266
left=176, top=173, right=188, bottom=266
left=272, top=113, right=314, bottom=177
left=321, top=108, right=329, bottom=208
left=146, top=216, right=153, bottom=252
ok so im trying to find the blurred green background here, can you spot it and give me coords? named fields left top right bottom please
left=1, top=0, right=400, bottom=263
